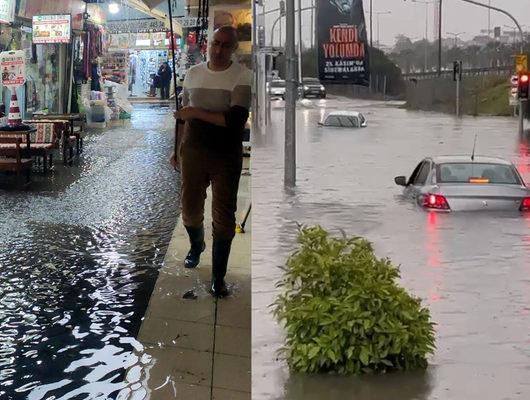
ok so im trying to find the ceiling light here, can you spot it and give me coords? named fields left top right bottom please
left=109, top=3, right=120, bottom=14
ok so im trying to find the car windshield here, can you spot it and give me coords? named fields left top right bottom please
left=270, top=80, right=285, bottom=87
left=359, top=114, right=365, bottom=123
left=303, top=78, right=320, bottom=84
left=436, top=163, right=521, bottom=184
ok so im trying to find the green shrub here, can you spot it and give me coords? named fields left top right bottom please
left=273, top=225, right=436, bottom=375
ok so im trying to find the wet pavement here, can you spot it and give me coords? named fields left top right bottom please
left=0, top=105, right=180, bottom=399
left=252, top=96, right=530, bottom=400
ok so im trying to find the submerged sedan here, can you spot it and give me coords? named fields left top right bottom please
left=394, top=156, right=530, bottom=212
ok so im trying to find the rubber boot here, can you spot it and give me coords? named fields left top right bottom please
left=184, top=225, right=205, bottom=268
left=210, top=239, right=232, bottom=298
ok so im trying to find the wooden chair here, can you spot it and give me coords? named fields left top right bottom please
left=28, top=123, right=60, bottom=173
left=23, top=120, right=76, bottom=166
left=0, top=136, right=33, bottom=186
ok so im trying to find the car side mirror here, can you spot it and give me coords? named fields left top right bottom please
left=394, top=176, right=407, bottom=186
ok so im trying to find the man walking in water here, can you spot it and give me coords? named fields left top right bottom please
left=171, top=26, right=251, bottom=298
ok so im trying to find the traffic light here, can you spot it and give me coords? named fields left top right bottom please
left=518, top=73, right=529, bottom=100
left=453, top=60, right=462, bottom=81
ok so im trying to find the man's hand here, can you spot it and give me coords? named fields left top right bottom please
left=174, top=106, right=198, bottom=121
left=170, top=151, right=180, bottom=172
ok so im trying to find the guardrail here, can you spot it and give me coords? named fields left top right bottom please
left=403, top=66, right=513, bottom=79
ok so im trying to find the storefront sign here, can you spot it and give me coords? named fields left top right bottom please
left=32, top=14, right=72, bottom=44
left=19, top=0, right=84, bottom=30
left=0, top=0, right=15, bottom=24
left=107, top=19, right=167, bottom=34
left=175, top=17, right=208, bottom=29
left=316, top=0, right=370, bottom=85
left=0, top=50, right=26, bottom=87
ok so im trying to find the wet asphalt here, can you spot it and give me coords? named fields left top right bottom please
left=252, top=96, right=530, bottom=400
left=0, top=105, right=179, bottom=399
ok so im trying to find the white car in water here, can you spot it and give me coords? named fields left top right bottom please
left=318, top=111, right=367, bottom=128
left=395, top=155, right=530, bottom=212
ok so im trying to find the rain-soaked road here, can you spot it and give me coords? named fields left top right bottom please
left=252, top=96, right=530, bottom=400
left=0, top=105, right=179, bottom=399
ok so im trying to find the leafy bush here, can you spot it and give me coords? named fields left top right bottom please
left=273, top=225, right=436, bottom=375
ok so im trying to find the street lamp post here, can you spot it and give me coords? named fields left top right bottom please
left=503, top=24, right=527, bottom=48
left=412, top=0, right=437, bottom=72
left=367, top=11, right=391, bottom=47
left=446, top=31, right=465, bottom=48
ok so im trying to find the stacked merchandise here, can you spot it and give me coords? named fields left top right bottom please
left=101, top=50, right=129, bottom=84
left=106, top=85, right=120, bottom=125
left=104, top=81, right=133, bottom=125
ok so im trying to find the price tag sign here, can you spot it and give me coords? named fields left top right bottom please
left=0, top=50, right=26, bottom=88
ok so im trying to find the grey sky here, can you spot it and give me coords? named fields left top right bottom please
left=263, top=0, right=530, bottom=48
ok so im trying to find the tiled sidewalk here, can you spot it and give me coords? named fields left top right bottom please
left=127, top=158, right=251, bottom=399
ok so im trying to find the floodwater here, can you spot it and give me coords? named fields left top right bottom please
left=252, top=96, right=530, bottom=400
left=0, top=105, right=179, bottom=399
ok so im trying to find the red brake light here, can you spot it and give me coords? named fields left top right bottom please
left=423, top=193, right=450, bottom=210
left=521, top=197, right=530, bottom=211
left=521, top=74, right=529, bottom=83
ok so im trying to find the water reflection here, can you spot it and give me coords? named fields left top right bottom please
left=284, top=370, right=434, bottom=400
left=0, top=106, right=179, bottom=399
left=253, top=97, right=530, bottom=399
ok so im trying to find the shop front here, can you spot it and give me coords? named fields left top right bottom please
left=107, top=16, right=181, bottom=99
left=17, top=0, right=86, bottom=117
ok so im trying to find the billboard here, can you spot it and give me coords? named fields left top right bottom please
left=317, top=0, right=370, bottom=86
left=32, top=14, right=72, bottom=44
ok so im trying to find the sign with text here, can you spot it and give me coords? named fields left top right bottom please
left=317, top=0, right=370, bottom=85
left=175, top=16, right=208, bottom=29
left=515, top=54, right=527, bottom=74
left=32, top=14, right=71, bottom=44
left=0, top=0, right=15, bottom=24
left=0, top=50, right=26, bottom=87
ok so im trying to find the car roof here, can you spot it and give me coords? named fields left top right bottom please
left=429, top=155, right=513, bottom=165
left=326, top=111, right=363, bottom=117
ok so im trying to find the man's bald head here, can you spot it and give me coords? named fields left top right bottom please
left=209, top=25, right=239, bottom=69
left=213, top=25, right=239, bottom=47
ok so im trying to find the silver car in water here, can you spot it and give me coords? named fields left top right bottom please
left=394, top=156, right=530, bottom=212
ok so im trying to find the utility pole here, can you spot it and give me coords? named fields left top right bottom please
left=310, top=0, right=314, bottom=49
left=285, top=0, right=296, bottom=187
left=370, top=0, right=373, bottom=48
left=488, top=0, right=491, bottom=38
left=297, top=0, right=303, bottom=82
left=438, top=0, right=442, bottom=76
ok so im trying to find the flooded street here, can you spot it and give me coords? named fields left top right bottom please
left=0, top=106, right=179, bottom=399
left=252, top=96, right=530, bottom=399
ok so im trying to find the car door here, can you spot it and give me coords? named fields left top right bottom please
left=404, top=160, right=431, bottom=200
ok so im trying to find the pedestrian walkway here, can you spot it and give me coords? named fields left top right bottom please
left=125, top=157, right=251, bottom=400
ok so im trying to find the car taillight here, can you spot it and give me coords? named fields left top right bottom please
left=520, top=197, right=530, bottom=211
left=423, top=193, right=450, bottom=210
